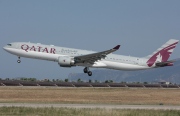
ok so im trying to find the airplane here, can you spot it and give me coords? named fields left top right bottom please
left=3, top=39, right=179, bottom=76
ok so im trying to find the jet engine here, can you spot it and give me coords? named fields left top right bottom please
left=58, top=56, right=75, bottom=67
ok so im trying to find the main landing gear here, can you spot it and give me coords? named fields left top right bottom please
left=84, top=67, right=92, bottom=76
left=17, top=57, right=21, bottom=63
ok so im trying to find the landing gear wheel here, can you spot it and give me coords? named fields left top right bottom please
left=17, top=57, right=21, bottom=63
left=84, top=67, right=88, bottom=73
left=88, top=71, right=92, bottom=76
left=17, top=60, right=21, bottom=63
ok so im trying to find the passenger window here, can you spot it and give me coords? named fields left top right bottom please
left=7, top=44, right=12, bottom=46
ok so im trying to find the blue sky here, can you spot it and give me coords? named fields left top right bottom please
left=1, top=0, right=180, bottom=79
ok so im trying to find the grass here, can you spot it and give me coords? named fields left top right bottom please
left=0, top=87, right=180, bottom=105
left=0, top=87, right=180, bottom=116
left=0, top=107, right=180, bottom=116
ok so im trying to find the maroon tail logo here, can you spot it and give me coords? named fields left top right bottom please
left=147, top=42, right=178, bottom=67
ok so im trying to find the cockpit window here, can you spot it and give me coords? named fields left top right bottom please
left=7, top=44, right=12, bottom=46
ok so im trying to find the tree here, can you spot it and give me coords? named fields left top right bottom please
left=28, top=78, right=35, bottom=81
left=30, top=78, right=36, bottom=81
left=65, top=79, right=69, bottom=82
left=89, top=79, right=92, bottom=83
left=109, top=80, right=113, bottom=83
left=77, top=78, right=81, bottom=82
left=144, top=82, right=148, bottom=84
left=105, top=80, right=109, bottom=83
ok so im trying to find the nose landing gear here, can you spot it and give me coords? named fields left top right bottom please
left=84, top=67, right=92, bottom=76
left=17, top=57, right=21, bottom=63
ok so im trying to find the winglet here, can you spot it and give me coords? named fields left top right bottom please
left=113, top=45, right=120, bottom=50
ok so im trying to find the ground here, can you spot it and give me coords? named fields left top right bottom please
left=0, top=87, right=180, bottom=105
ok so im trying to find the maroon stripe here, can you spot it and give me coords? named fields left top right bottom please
left=164, top=42, right=178, bottom=49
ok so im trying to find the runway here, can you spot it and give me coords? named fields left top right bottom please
left=0, top=103, right=180, bottom=110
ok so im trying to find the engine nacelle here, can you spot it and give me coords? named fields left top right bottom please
left=58, top=56, right=75, bottom=67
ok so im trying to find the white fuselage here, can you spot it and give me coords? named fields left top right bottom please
left=3, top=42, right=153, bottom=71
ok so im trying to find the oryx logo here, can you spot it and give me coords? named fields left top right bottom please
left=147, top=42, right=178, bottom=67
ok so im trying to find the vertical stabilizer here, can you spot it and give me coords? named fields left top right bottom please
left=146, top=39, right=179, bottom=67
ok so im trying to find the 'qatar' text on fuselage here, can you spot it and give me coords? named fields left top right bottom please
left=21, top=44, right=56, bottom=54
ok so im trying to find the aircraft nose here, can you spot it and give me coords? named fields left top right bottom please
left=3, top=46, right=8, bottom=51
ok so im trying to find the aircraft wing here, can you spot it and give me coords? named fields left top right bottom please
left=74, top=45, right=120, bottom=64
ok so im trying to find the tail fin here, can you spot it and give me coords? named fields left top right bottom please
left=146, top=39, right=179, bottom=67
